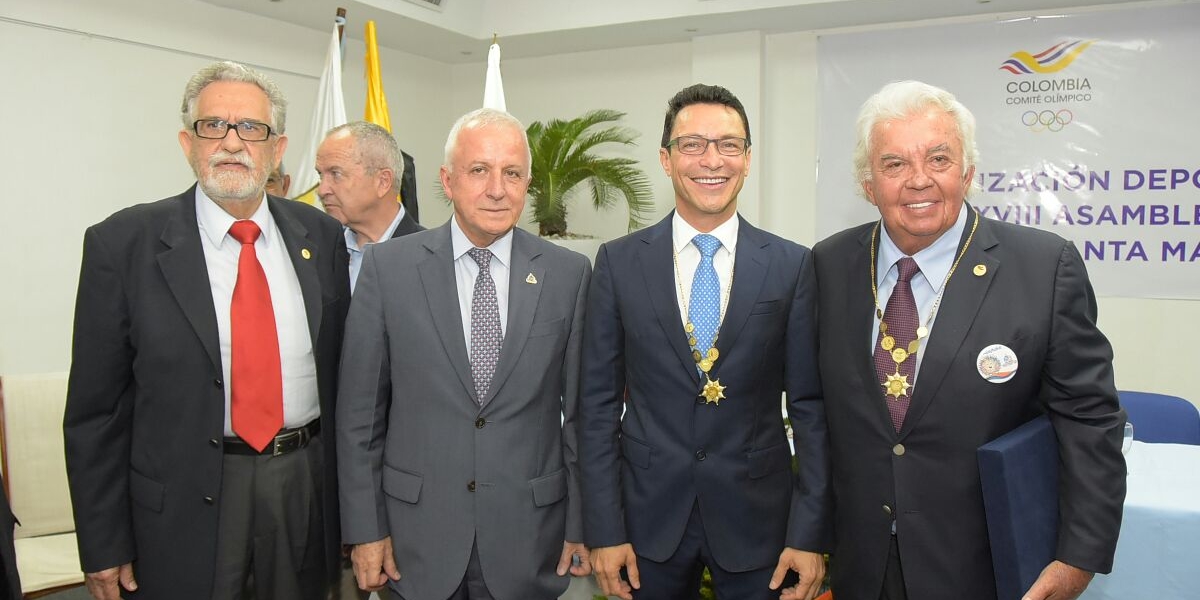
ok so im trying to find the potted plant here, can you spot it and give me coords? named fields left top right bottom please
left=525, top=109, right=654, bottom=237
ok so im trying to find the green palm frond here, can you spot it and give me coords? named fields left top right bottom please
left=526, top=109, right=654, bottom=236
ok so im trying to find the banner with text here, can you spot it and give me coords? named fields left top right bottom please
left=817, top=3, right=1198, bottom=299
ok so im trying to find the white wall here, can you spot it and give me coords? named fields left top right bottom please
left=2, top=0, right=1194, bottom=404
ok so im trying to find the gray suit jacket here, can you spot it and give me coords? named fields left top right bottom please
left=336, top=223, right=591, bottom=600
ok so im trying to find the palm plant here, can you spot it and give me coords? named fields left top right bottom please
left=525, top=109, right=654, bottom=237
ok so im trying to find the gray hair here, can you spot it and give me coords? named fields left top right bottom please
left=180, top=61, right=288, bottom=133
left=325, top=121, right=405, bottom=194
left=853, top=80, right=980, bottom=198
left=442, top=108, right=531, bottom=176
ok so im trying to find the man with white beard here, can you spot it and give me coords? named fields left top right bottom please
left=64, top=61, right=350, bottom=600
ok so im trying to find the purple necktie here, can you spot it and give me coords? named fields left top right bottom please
left=874, top=257, right=920, bottom=432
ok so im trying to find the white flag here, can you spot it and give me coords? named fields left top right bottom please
left=482, top=42, right=506, bottom=111
left=291, top=22, right=348, bottom=205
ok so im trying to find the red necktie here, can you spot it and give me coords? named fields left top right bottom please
left=874, top=257, right=920, bottom=432
left=228, top=220, right=283, bottom=451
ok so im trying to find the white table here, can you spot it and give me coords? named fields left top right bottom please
left=1081, top=441, right=1200, bottom=599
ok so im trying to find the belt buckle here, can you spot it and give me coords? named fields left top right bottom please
left=271, top=427, right=307, bottom=456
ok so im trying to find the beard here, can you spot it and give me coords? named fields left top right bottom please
left=192, top=150, right=269, bottom=203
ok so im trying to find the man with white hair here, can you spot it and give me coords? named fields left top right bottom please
left=337, top=108, right=592, bottom=600
left=65, top=60, right=349, bottom=600
left=812, top=80, right=1125, bottom=600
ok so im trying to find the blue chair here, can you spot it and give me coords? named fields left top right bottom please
left=1119, top=391, right=1200, bottom=445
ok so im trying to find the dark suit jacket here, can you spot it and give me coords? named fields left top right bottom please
left=337, top=225, right=590, bottom=600
left=390, top=207, right=424, bottom=240
left=579, top=214, right=832, bottom=571
left=0, top=476, right=19, bottom=600
left=400, top=150, right=419, bottom=224
left=812, top=208, right=1125, bottom=600
left=64, top=187, right=350, bottom=598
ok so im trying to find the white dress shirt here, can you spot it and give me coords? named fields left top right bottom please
left=450, top=216, right=513, bottom=357
left=871, top=203, right=969, bottom=379
left=672, top=211, right=739, bottom=329
left=195, top=189, right=319, bottom=435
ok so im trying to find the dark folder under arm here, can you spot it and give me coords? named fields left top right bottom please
left=978, top=414, right=1059, bottom=600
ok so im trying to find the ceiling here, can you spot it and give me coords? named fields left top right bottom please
left=200, top=0, right=1150, bottom=63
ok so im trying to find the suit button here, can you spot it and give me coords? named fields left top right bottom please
left=209, top=438, right=220, bottom=448
left=883, top=504, right=893, bottom=516
left=893, top=444, right=905, bottom=456
left=214, top=378, right=223, bottom=388
left=695, top=449, right=706, bottom=461
left=204, top=496, right=215, bottom=505
left=475, top=417, right=486, bottom=429
left=467, top=481, right=476, bottom=492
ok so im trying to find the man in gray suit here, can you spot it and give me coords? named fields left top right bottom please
left=336, top=107, right=592, bottom=600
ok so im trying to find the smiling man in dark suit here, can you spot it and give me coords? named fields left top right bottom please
left=813, top=80, right=1125, bottom=600
left=64, top=61, right=349, bottom=600
left=579, top=84, right=832, bottom=600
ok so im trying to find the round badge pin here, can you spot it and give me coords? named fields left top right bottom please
left=976, top=344, right=1018, bottom=383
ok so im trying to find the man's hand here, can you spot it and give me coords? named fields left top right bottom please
left=84, top=563, right=137, bottom=600
left=771, top=548, right=825, bottom=600
left=350, top=537, right=402, bottom=592
left=1022, top=560, right=1094, bottom=600
left=591, top=543, right=639, bottom=600
left=557, top=541, right=592, bottom=577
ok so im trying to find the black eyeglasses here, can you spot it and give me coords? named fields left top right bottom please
left=666, top=135, right=749, bottom=156
left=192, top=119, right=274, bottom=142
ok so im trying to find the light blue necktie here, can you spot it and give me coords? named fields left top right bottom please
left=689, top=234, right=723, bottom=364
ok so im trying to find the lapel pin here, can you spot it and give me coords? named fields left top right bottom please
left=973, top=264, right=986, bottom=276
left=301, top=248, right=312, bottom=260
left=526, top=273, right=537, bottom=284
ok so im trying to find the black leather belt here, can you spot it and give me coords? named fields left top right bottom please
left=223, top=419, right=320, bottom=456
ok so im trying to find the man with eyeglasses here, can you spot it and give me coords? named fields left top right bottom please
left=64, top=61, right=350, bottom=600
left=336, top=108, right=592, bottom=600
left=579, top=83, right=832, bottom=600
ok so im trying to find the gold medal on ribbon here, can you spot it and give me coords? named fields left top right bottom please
left=700, top=377, right=726, bottom=404
left=706, top=348, right=719, bottom=361
left=883, top=372, right=911, bottom=399
left=916, top=326, right=929, bottom=339
left=891, top=347, right=909, bottom=363
left=880, top=336, right=895, bottom=351
left=699, top=358, right=713, bottom=372
left=685, top=323, right=695, bottom=333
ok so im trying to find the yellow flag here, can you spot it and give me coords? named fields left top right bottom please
left=364, top=21, right=391, bottom=132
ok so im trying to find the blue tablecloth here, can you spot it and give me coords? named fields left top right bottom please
left=1082, top=441, right=1200, bottom=599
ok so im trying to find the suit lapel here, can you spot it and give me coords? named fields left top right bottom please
left=417, top=225, right=477, bottom=404
left=156, top=188, right=221, bottom=373
left=270, top=198, right=322, bottom=345
left=901, top=208, right=999, bottom=438
left=851, top=224, right=898, bottom=435
left=483, top=230, right=543, bottom=407
left=710, top=218, right=769, bottom=379
left=639, top=216, right=701, bottom=386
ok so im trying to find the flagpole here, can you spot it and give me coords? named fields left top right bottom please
left=336, top=7, right=346, bottom=42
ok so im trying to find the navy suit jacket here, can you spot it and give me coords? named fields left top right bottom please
left=579, top=214, right=832, bottom=571
left=813, top=208, right=1125, bottom=600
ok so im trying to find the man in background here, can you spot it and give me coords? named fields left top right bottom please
left=64, top=61, right=349, bottom=600
left=337, top=108, right=591, bottom=599
left=267, top=162, right=291, bottom=197
left=316, top=121, right=423, bottom=292
left=812, top=80, right=1124, bottom=600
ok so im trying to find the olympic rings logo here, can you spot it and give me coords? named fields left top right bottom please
left=1021, top=109, right=1073, bottom=132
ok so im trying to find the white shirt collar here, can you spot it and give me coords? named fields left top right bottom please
left=344, top=203, right=407, bottom=252
left=671, top=211, right=739, bottom=255
left=450, top=215, right=513, bottom=269
left=877, top=202, right=969, bottom=291
left=195, top=187, right=274, bottom=247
